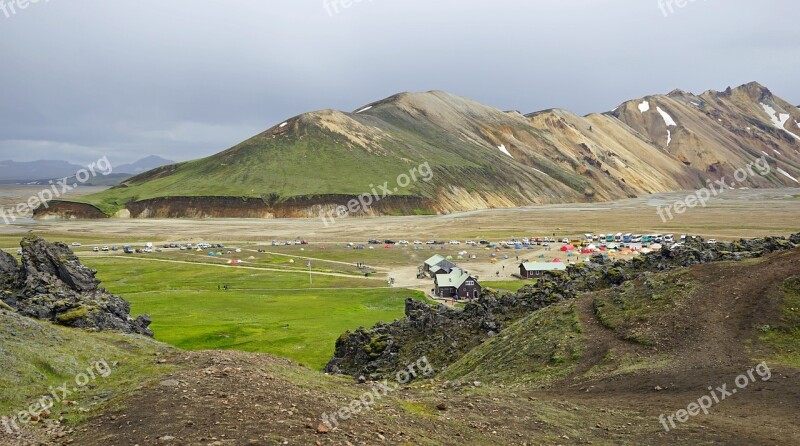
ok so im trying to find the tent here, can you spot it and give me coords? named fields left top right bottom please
left=560, top=245, right=575, bottom=252
left=552, top=258, right=562, bottom=262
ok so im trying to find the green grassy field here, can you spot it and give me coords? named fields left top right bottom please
left=482, top=279, right=537, bottom=292
left=80, top=256, right=424, bottom=370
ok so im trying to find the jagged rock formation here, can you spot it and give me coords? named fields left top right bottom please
left=325, top=233, right=800, bottom=379
left=0, top=236, right=153, bottom=336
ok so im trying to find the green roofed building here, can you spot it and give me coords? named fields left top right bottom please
left=434, top=268, right=481, bottom=300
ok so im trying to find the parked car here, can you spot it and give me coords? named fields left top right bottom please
left=111, top=246, right=119, bottom=251
left=123, top=246, right=134, bottom=254
left=708, top=239, right=718, bottom=245
left=102, top=246, right=109, bottom=252
left=413, top=240, right=423, bottom=245
left=368, top=239, right=381, bottom=245
left=92, top=247, right=99, bottom=252
left=71, top=242, right=82, bottom=247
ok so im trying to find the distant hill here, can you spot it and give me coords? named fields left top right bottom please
left=0, top=159, right=84, bottom=183
left=114, top=155, right=174, bottom=174
left=40, top=82, right=800, bottom=219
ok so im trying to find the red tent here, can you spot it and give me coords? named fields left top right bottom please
left=552, top=258, right=562, bottom=262
left=560, top=245, right=575, bottom=252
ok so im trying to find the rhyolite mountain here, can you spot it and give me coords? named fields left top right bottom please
left=39, top=82, right=800, bottom=219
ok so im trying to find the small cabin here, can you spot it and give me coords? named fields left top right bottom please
left=519, top=262, right=567, bottom=278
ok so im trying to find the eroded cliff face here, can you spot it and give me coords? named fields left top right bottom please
left=33, top=192, right=567, bottom=220
left=33, top=201, right=109, bottom=220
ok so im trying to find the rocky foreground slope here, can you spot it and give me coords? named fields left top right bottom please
left=326, top=233, right=800, bottom=379
left=59, top=242, right=800, bottom=446
left=0, top=236, right=152, bottom=336
left=38, top=82, right=800, bottom=219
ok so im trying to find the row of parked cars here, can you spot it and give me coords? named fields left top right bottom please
left=272, top=240, right=309, bottom=246
left=76, top=241, right=227, bottom=255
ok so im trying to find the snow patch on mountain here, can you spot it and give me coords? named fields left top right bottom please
left=657, top=107, right=677, bottom=127
left=638, top=101, right=650, bottom=113
left=761, top=103, right=800, bottom=140
left=498, top=144, right=513, bottom=158
left=533, top=168, right=550, bottom=177
left=776, top=167, right=799, bottom=183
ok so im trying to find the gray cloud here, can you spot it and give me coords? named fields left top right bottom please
left=0, top=0, right=797, bottom=165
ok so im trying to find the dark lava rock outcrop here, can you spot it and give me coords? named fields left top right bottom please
left=0, top=235, right=153, bottom=336
left=326, top=234, right=800, bottom=379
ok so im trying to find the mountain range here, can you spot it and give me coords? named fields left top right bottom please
left=38, top=82, right=800, bottom=219
left=0, top=156, right=174, bottom=184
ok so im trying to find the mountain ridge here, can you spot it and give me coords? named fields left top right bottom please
left=36, top=82, right=800, bottom=220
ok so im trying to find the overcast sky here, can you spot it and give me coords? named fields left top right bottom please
left=1, top=0, right=798, bottom=165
